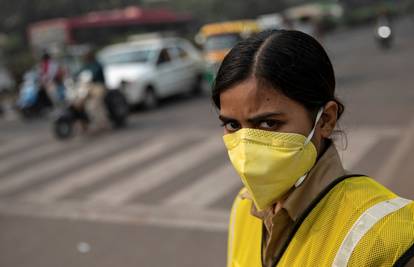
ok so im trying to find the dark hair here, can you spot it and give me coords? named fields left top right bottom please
left=212, top=30, right=344, bottom=120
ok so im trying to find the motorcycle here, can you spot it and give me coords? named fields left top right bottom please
left=53, top=71, right=129, bottom=140
left=16, top=70, right=53, bottom=119
left=375, top=15, right=393, bottom=50
left=376, top=25, right=393, bottom=49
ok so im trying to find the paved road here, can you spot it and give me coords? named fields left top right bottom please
left=1, top=18, right=414, bottom=267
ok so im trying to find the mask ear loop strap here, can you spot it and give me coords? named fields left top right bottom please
left=295, top=108, right=324, bottom=188
left=304, top=108, right=324, bottom=146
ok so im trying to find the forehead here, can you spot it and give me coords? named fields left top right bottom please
left=219, top=78, right=294, bottom=115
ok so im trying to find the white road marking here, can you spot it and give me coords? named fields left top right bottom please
left=378, top=118, right=414, bottom=182
left=87, top=137, right=226, bottom=205
left=22, top=134, right=187, bottom=203
left=338, top=131, right=380, bottom=170
left=0, top=200, right=229, bottom=232
left=164, top=164, right=241, bottom=208
left=0, top=139, right=79, bottom=176
left=0, top=134, right=145, bottom=195
left=0, top=135, right=47, bottom=160
left=335, top=127, right=401, bottom=170
left=0, top=126, right=405, bottom=230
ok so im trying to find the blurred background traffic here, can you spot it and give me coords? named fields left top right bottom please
left=1, top=0, right=414, bottom=266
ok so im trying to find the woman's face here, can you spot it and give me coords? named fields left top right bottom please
left=219, top=77, right=325, bottom=152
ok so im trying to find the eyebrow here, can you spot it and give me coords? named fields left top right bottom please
left=218, top=115, right=235, bottom=122
left=247, top=112, right=284, bottom=123
left=219, top=112, right=284, bottom=123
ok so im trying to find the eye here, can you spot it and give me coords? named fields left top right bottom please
left=222, top=121, right=241, bottom=132
left=259, top=120, right=279, bottom=130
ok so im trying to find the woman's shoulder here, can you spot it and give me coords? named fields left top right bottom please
left=311, top=175, right=406, bottom=218
left=330, top=175, right=397, bottom=200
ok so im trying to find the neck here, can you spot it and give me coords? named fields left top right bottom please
left=317, top=138, right=330, bottom=160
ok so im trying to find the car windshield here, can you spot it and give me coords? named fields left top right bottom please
left=204, top=34, right=242, bottom=52
left=101, top=49, right=155, bottom=65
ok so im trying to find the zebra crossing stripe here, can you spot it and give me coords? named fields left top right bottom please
left=164, top=164, right=241, bottom=208
left=378, top=118, right=414, bottom=183
left=339, top=132, right=381, bottom=169
left=0, top=135, right=47, bottom=160
left=0, top=200, right=229, bottom=232
left=0, top=133, right=147, bottom=196
left=22, top=134, right=189, bottom=203
left=334, top=127, right=400, bottom=170
left=0, top=138, right=82, bottom=176
left=87, top=137, right=226, bottom=205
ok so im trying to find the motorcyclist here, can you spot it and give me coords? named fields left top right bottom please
left=377, top=8, right=392, bottom=26
left=36, top=52, right=56, bottom=109
left=77, top=50, right=109, bottom=132
left=375, top=8, right=393, bottom=49
left=53, top=50, right=128, bottom=139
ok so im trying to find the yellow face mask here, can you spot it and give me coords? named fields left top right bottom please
left=223, top=109, right=323, bottom=211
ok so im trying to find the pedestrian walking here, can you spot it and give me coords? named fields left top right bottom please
left=212, top=30, right=414, bottom=267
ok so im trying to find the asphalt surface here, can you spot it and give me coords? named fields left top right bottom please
left=0, top=17, right=414, bottom=267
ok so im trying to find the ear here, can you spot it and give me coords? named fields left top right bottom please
left=319, top=101, right=338, bottom=139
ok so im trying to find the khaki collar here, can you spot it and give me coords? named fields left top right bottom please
left=247, top=141, right=346, bottom=221
left=283, top=142, right=346, bottom=220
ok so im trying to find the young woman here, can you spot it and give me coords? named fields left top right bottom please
left=212, top=30, right=414, bottom=267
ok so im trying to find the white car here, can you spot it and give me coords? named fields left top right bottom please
left=98, top=37, right=205, bottom=108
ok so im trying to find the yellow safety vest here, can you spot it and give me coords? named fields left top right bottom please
left=227, top=175, right=414, bottom=267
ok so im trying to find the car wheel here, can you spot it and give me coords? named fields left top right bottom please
left=105, top=90, right=129, bottom=128
left=143, top=87, right=158, bottom=109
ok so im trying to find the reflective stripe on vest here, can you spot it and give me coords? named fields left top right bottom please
left=332, top=197, right=412, bottom=267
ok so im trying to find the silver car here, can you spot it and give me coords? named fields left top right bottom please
left=98, top=37, right=205, bottom=108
